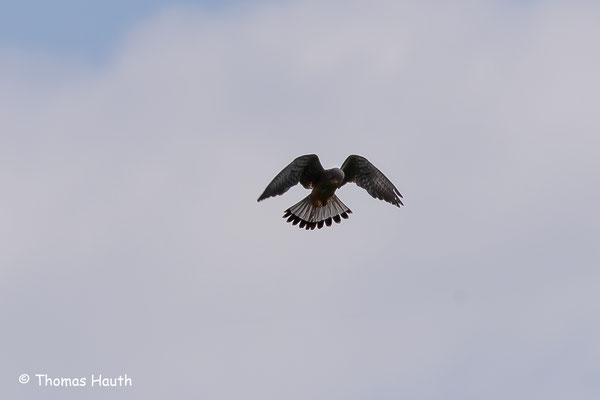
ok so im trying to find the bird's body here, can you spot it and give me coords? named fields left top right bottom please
left=310, top=168, right=344, bottom=207
left=258, top=154, right=403, bottom=230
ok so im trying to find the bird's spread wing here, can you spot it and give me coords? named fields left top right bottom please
left=341, top=155, right=403, bottom=207
left=257, top=154, right=324, bottom=201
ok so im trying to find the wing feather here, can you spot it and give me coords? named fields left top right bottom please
left=257, top=154, right=324, bottom=201
left=341, top=155, right=403, bottom=207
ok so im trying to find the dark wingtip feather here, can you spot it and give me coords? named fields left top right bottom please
left=325, top=217, right=332, bottom=227
left=299, top=220, right=306, bottom=229
left=292, top=216, right=300, bottom=225
left=333, top=215, right=341, bottom=224
left=283, top=210, right=292, bottom=218
left=286, top=215, right=295, bottom=223
left=347, top=209, right=353, bottom=214
left=317, top=220, right=324, bottom=229
left=340, top=212, right=349, bottom=219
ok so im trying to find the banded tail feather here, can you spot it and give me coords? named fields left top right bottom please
left=282, top=194, right=352, bottom=230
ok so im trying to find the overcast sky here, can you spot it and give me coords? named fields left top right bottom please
left=2, top=1, right=600, bottom=399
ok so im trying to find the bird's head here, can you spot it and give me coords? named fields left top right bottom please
left=328, top=168, right=345, bottom=187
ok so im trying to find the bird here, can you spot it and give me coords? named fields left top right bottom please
left=257, top=154, right=403, bottom=230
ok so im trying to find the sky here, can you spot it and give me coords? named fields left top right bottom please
left=0, top=0, right=235, bottom=61
left=1, top=1, right=600, bottom=399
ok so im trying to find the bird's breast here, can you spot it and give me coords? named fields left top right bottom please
left=311, top=180, right=339, bottom=205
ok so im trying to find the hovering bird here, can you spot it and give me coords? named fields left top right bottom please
left=258, top=154, right=403, bottom=230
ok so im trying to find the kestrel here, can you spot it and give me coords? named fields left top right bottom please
left=258, top=154, right=403, bottom=229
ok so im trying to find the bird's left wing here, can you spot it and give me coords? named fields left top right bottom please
left=257, top=154, right=324, bottom=201
left=341, top=155, right=403, bottom=207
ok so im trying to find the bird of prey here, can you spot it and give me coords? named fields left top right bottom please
left=257, top=154, right=403, bottom=230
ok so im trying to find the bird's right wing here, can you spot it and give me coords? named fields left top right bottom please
left=341, top=155, right=403, bottom=207
left=257, top=154, right=324, bottom=201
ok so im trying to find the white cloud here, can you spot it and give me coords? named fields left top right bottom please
left=1, top=1, right=599, bottom=399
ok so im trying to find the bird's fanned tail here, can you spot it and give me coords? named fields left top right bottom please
left=283, top=194, right=352, bottom=230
